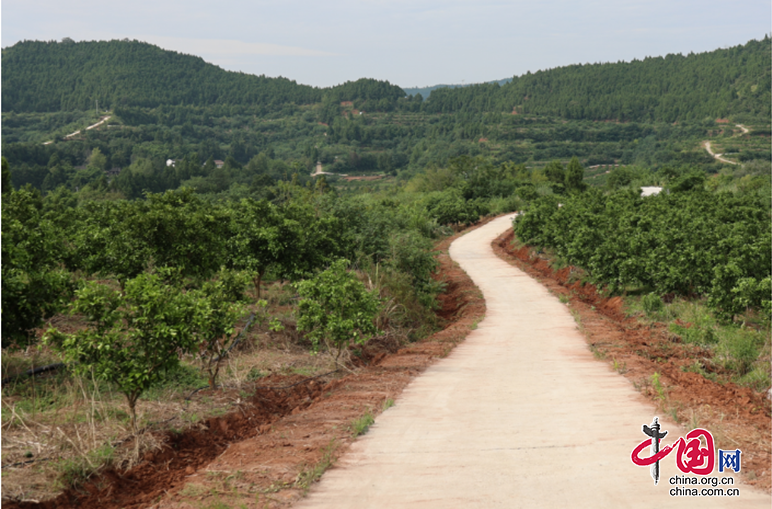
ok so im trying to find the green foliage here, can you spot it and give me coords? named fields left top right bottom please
left=716, top=328, right=760, bottom=376
left=515, top=187, right=771, bottom=319
left=55, top=444, right=115, bottom=489
left=74, top=188, right=228, bottom=283
left=422, top=188, right=487, bottom=226
left=2, top=184, right=74, bottom=346
left=350, top=411, right=375, bottom=436
left=44, top=272, right=200, bottom=432
left=2, top=156, right=11, bottom=192
left=386, top=231, right=440, bottom=303
left=227, top=199, right=283, bottom=299
left=564, top=157, right=587, bottom=192
left=296, top=260, right=380, bottom=363
left=422, top=37, right=771, bottom=122
left=544, top=160, right=566, bottom=186
left=194, top=276, right=249, bottom=388
left=641, top=293, right=664, bottom=317
left=2, top=40, right=322, bottom=113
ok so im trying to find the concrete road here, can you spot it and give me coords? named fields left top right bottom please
left=296, top=214, right=769, bottom=508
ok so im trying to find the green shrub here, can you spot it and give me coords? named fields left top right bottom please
left=642, top=293, right=664, bottom=316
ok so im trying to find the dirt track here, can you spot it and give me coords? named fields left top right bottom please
left=703, top=141, right=739, bottom=165
left=295, top=214, right=770, bottom=508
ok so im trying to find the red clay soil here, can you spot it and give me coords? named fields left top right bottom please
left=493, top=228, right=771, bottom=492
left=5, top=225, right=488, bottom=509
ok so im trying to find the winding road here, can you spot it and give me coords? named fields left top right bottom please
left=296, top=214, right=769, bottom=508
left=702, top=124, right=749, bottom=165
left=42, top=115, right=111, bottom=145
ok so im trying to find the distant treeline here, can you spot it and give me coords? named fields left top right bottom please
left=3, top=37, right=770, bottom=123
left=1, top=40, right=405, bottom=113
left=423, top=37, right=771, bottom=122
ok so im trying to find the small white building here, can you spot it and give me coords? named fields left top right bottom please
left=166, top=159, right=176, bottom=167
left=640, top=186, right=663, bottom=197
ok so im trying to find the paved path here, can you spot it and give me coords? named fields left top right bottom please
left=297, top=214, right=769, bottom=508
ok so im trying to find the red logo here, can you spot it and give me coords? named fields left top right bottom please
left=631, top=418, right=716, bottom=484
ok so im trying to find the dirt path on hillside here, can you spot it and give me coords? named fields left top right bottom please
left=702, top=124, right=749, bottom=165
left=703, top=141, right=739, bottom=165
left=294, top=214, right=770, bottom=508
left=42, top=116, right=111, bottom=145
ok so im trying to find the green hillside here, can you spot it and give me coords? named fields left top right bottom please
left=423, top=37, right=771, bottom=122
left=1, top=40, right=405, bottom=113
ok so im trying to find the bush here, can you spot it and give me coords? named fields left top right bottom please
left=641, top=293, right=664, bottom=316
left=296, top=260, right=381, bottom=364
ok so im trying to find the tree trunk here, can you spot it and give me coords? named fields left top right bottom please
left=253, top=270, right=265, bottom=301
left=128, top=397, right=138, bottom=436
left=127, top=395, right=140, bottom=458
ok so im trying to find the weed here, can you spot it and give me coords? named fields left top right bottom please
left=383, top=398, right=395, bottom=410
left=350, top=411, right=375, bottom=437
left=688, top=410, right=701, bottom=431
left=179, top=483, right=208, bottom=498
left=651, top=372, right=666, bottom=403
left=182, top=412, right=200, bottom=424
left=681, top=360, right=718, bottom=382
left=558, top=293, right=570, bottom=304
left=666, top=403, right=681, bottom=424
left=612, top=358, right=627, bottom=374
left=589, top=343, right=605, bottom=360
left=716, top=327, right=761, bottom=376
left=145, top=362, right=208, bottom=401
left=55, top=443, right=115, bottom=489
left=570, top=309, right=582, bottom=327
left=247, top=367, right=264, bottom=382
left=294, top=439, right=338, bottom=495
left=203, top=500, right=231, bottom=509
left=641, top=293, right=664, bottom=316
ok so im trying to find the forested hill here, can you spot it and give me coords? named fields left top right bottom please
left=1, top=40, right=405, bottom=113
left=423, top=37, right=771, bottom=122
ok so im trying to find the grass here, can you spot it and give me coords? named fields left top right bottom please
left=350, top=411, right=375, bottom=437
left=55, top=445, right=113, bottom=488
left=589, top=343, right=606, bottom=360
left=625, top=294, right=771, bottom=391
left=294, top=439, right=338, bottom=496
left=651, top=372, right=666, bottom=403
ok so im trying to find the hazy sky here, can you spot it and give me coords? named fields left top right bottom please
left=2, top=1, right=769, bottom=88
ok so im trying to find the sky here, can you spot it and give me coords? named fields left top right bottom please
left=2, top=0, right=770, bottom=89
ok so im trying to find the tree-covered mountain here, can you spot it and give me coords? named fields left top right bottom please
left=4, top=37, right=769, bottom=122
left=1, top=40, right=405, bottom=113
left=403, top=78, right=511, bottom=100
left=423, top=37, right=771, bottom=122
